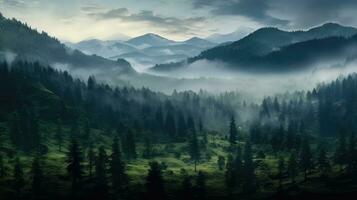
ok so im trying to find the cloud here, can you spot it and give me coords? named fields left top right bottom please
left=192, top=0, right=357, bottom=28
left=87, top=7, right=207, bottom=35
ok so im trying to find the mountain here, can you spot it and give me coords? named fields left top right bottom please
left=182, top=37, right=216, bottom=48
left=68, top=34, right=216, bottom=70
left=66, top=39, right=139, bottom=58
left=151, top=23, right=357, bottom=73
left=206, top=28, right=253, bottom=43
left=126, top=33, right=176, bottom=49
left=0, top=15, right=135, bottom=75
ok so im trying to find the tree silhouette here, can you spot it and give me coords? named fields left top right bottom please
left=145, top=161, right=166, bottom=200
left=66, top=139, right=83, bottom=190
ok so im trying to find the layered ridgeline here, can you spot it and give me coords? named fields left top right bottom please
left=151, top=23, right=357, bottom=73
left=66, top=33, right=216, bottom=70
left=0, top=14, right=135, bottom=77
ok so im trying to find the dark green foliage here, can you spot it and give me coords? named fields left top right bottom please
left=300, top=136, right=313, bottom=181
left=218, top=155, right=225, bottom=170
left=180, top=174, right=194, bottom=200
left=334, top=131, right=347, bottom=168
left=229, top=117, right=238, bottom=146
left=145, top=161, right=166, bottom=200
left=288, top=151, right=298, bottom=183
left=66, top=139, right=83, bottom=190
left=110, top=136, right=128, bottom=194
left=94, top=146, right=108, bottom=195
left=143, top=135, right=153, bottom=158
left=225, top=155, right=236, bottom=194
left=0, top=154, right=5, bottom=177
left=189, top=131, right=200, bottom=172
left=123, top=131, right=137, bottom=159
left=13, top=157, right=25, bottom=193
left=242, top=140, right=256, bottom=193
left=31, top=155, right=43, bottom=195
left=55, top=119, right=64, bottom=151
left=278, top=157, right=285, bottom=188
left=317, top=142, right=331, bottom=176
left=195, top=171, right=207, bottom=200
left=87, top=142, right=95, bottom=178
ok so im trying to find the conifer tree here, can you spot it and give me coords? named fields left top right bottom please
left=87, top=142, right=95, bottom=178
left=110, top=136, right=128, bottom=194
left=189, top=131, right=200, bottom=172
left=334, top=131, right=347, bottom=170
left=195, top=171, right=207, bottom=200
left=31, top=155, right=43, bottom=196
left=287, top=151, right=298, bottom=184
left=145, top=161, right=166, bottom=200
left=300, top=136, right=313, bottom=181
left=95, top=146, right=108, bottom=194
left=55, top=119, right=64, bottom=151
left=317, top=143, right=331, bottom=177
left=242, top=141, right=256, bottom=193
left=225, top=155, right=236, bottom=195
left=13, top=157, right=25, bottom=194
left=278, top=156, right=285, bottom=189
left=66, top=139, right=83, bottom=190
left=229, top=117, right=238, bottom=147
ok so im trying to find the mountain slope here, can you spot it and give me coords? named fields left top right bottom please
left=151, top=23, right=357, bottom=72
left=127, top=33, right=176, bottom=49
left=0, top=15, right=135, bottom=74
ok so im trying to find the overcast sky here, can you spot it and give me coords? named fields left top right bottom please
left=1, top=0, right=357, bottom=42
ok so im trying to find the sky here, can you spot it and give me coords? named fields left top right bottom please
left=1, top=0, right=357, bottom=42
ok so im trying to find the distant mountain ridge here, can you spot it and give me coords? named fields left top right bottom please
left=67, top=34, right=217, bottom=70
left=151, top=23, right=357, bottom=73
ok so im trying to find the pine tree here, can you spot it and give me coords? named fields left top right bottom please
left=145, top=161, right=166, bottom=200
left=334, top=131, right=347, bottom=170
left=110, top=136, right=128, bottom=195
left=189, top=131, right=200, bottom=172
left=187, top=115, right=196, bottom=135
left=242, top=141, right=256, bottom=193
left=225, top=155, right=236, bottom=195
left=195, top=171, right=207, bottom=200
left=278, top=156, right=285, bottom=189
left=165, top=112, right=176, bottom=140
left=95, top=146, right=108, bottom=195
left=218, top=156, right=225, bottom=170
left=31, top=155, right=43, bottom=196
left=317, top=143, right=331, bottom=177
left=13, top=157, right=25, bottom=194
left=229, top=117, right=238, bottom=147
left=177, top=111, right=187, bottom=139
left=300, top=136, right=313, bottom=181
left=124, top=131, right=137, bottom=159
left=66, top=139, right=83, bottom=190
left=287, top=151, right=298, bottom=184
left=234, top=147, right=243, bottom=187
left=87, top=142, right=95, bottom=178
left=55, top=119, right=64, bottom=151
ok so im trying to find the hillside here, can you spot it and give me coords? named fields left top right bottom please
left=0, top=15, right=135, bottom=75
left=151, top=23, right=357, bottom=73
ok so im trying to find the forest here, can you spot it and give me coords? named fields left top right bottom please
left=0, top=59, right=357, bottom=200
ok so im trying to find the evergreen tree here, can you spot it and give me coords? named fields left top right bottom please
left=195, top=171, right=207, bottom=200
left=234, top=147, right=243, bottom=188
left=300, top=136, right=313, bottom=181
left=165, top=112, right=176, bottom=140
left=9, top=112, right=21, bottom=148
left=55, top=119, right=64, bottom=151
left=87, top=142, right=95, bottom=178
left=225, top=155, right=236, bottom=195
left=229, top=117, right=238, bottom=147
left=143, top=135, right=153, bottom=158
left=124, top=131, right=137, bottom=159
left=278, top=156, right=285, bottom=189
left=145, top=161, right=166, bottom=200
left=31, top=155, right=43, bottom=196
left=317, top=142, right=331, bottom=177
left=13, top=157, right=25, bottom=194
left=180, top=174, right=194, bottom=200
left=187, top=115, right=196, bottom=135
left=334, top=131, right=347, bottom=170
left=189, top=131, right=200, bottom=172
left=177, top=111, right=187, bottom=139
left=347, top=132, right=357, bottom=174
left=66, top=139, right=83, bottom=190
left=94, top=146, right=108, bottom=195
left=287, top=151, right=298, bottom=184
left=217, top=156, right=225, bottom=171
left=242, top=141, right=256, bottom=193
left=110, top=136, right=128, bottom=194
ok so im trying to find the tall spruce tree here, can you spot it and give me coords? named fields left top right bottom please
left=287, top=151, right=298, bottom=184
left=242, top=141, right=256, bottom=193
left=110, top=136, right=128, bottom=195
left=145, top=161, right=166, bottom=200
left=334, top=131, right=347, bottom=170
left=317, top=142, right=331, bottom=177
left=225, top=155, right=236, bottom=196
left=66, top=139, right=83, bottom=190
left=94, top=146, right=108, bottom=195
left=229, top=117, right=238, bottom=147
left=300, top=136, right=313, bottom=181
left=189, top=131, right=200, bottom=172
left=278, top=156, right=285, bottom=189
left=87, top=142, right=95, bottom=179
